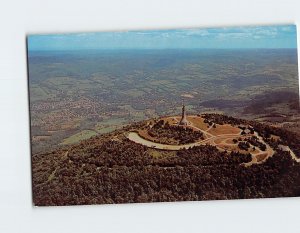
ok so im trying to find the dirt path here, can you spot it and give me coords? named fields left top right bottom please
left=63, top=150, right=69, bottom=159
left=242, top=132, right=275, bottom=166
left=190, top=124, right=214, bottom=138
left=278, top=145, right=300, bottom=162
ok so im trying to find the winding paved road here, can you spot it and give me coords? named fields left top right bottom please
left=128, top=132, right=205, bottom=150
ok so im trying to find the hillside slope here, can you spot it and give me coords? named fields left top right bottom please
left=31, top=114, right=300, bottom=206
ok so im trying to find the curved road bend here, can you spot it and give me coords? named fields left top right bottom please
left=127, top=132, right=204, bottom=150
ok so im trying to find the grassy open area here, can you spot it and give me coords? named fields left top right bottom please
left=30, top=85, right=50, bottom=101
left=208, top=124, right=241, bottom=136
left=97, top=126, right=118, bottom=134
left=61, top=130, right=97, bottom=145
left=256, top=153, right=268, bottom=162
left=148, top=148, right=176, bottom=158
left=188, top=116, right=209, bottom=130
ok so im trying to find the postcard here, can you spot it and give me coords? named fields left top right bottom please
left=27, top=25, right=300, bottom=206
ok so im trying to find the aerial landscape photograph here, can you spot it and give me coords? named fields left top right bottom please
left=27, top=25, right=300, bottom=206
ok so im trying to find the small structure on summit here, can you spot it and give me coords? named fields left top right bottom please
left=179, top=103, right=189, bottom=126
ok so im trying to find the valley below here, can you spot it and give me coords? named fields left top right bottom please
left=28, top=49, right=300, bottom=154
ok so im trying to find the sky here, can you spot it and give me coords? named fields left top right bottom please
left=27, top=25, right=297, bottom=51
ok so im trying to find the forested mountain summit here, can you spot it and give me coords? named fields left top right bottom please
left=32, top=114, right=300, bottom=206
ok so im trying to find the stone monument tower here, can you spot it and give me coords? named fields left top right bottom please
left=179, top=103, right=189, bottom=126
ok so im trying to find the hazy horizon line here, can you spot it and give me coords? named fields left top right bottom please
left=28, top=47, right=298, bottom=52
